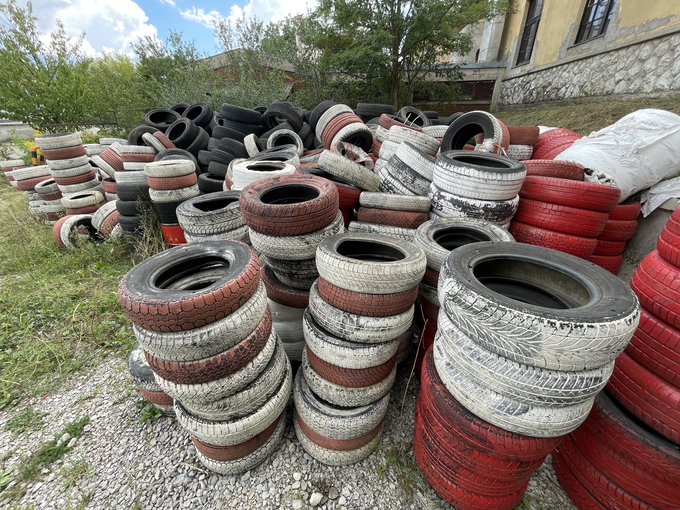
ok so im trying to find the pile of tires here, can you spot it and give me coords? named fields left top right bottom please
left=430, top=151, right=526, bottom=228
left=441, top=111, right=510, bottom=155
left=1, top=159, right=25, bottom=188
left=588, top=201, right=641, bottom=274
left=349, top=192, right=430, bottom=241
left=606, top=207, right=680, bottom=446
left=412, top=218, right=515, bottom=377
left=240, top=174, right=343, bottom=360
left=312, top=102, right=372, bottom=153
left=176, top=191, right=248, bottom=244
left=118, top=240, right=291, bottom=475
left=144, top=160, right=201, bottom=245
left=553, top=390, right=680, bottom=510
left=511, top=172, right=621, bottom=259
left=294, top=233, right=426, bottom=465
left=414, top=241, right=639, bottom=510
left=378, top=136, right=438, bottom=198
left=9, top=165, right=54, bottom=217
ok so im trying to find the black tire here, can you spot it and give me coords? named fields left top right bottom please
left=165, top=119, right=200, bottom=150
left=218, top=138, right=248, bottom=159
left=439, top=241, right=640, bottom=371
left=145, top=109, right=181, bottom=132
left=170, top=103, right=190, bottom=116
left=309, top=101, right=336, bottom=132
left=397, top=106, right=431, bottom=127
left=198, top=150, right=212, bottom=166
left=198, top=173, right=227, bottom=193
left=151, top=200, right=182, bottom=224
left=441, top=111, right=504, bottom=152
left=220, top=104, right=262, bottom=126
left=264, top=100, right=303, bottom=132
left=355, top=103, right=396, bottom=117
left=154, top=148, right=199, bottom=173
left=116, top=182, right=150, bottom=202
left=117, top=214, right=143, bottom=232
left=127, top=125, right=158, bottom=146
left=220, top=119, right=265, bottom=137
left=423, top=111, right=439, bottom=120
left=127, top=344, right=160, bottom=390
left=253, top=106, right=267, bottom=114
left=185, top=127, right=209, bottom=155
left=116, top=200, right=143, bottom=216
left=444, top=112, right=464, bottom=126
left=183, top=102, right=213, bottom=128
left=212, top=125, right=247, bottom=142
left=208, top=160, right=230, bottom=178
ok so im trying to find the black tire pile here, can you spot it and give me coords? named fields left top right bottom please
left=119, top=240, right=292, bottom=475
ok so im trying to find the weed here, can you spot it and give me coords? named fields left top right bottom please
left=3, top=407, right=46, bottom=438
left=65, top=491, right=93, bottom=510
left=136, top=400, right=162, bottom=424
left=61, top=457, right=92, bottom=490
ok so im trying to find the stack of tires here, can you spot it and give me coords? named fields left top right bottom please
left=505, top=125, right=539, bottom=160
left=10, top=165, right=53, bottom=216
left=553, top=390, right=680, bottom=510
left=440, top=111, right=510, bottom=155
left=371, top=113, right=421, bottom=160
left=114, top=150, right=151, bottom=238
left=1, top=159, right=25, bottom=188
left=34, top=178, right=66, bottom=222
left=412, top=218, right=515, bottom=377
left=354, top=102, right=396, bottom=124
left=511, top=174, right=620, bottom=258
left=164, top=116, right=209, bottom=157
left=144, top=160, right=200, bottom=245
left=588, top=201, right=641, bottom=274
left=531, top=128, right=581, bottom=160
left=127, top=344, right=175, bottom=417
left=415, top=241, right=639, bottom=510
left=430, top=151, right=525, bottom=228
left=176, top=191, right=248, bottom=244
left=379, top=138, right=437, bottom=198
left=206, top=136, right=248, bottom=181
left=294, top=162, right=362, bottom=227
left=606, top=208, right=680, bottom=446
left=350, top=193, right=430, bottom=241
left=240, top=175, right=343, bottom=360
left=312, top=103, right=372, bottom=153
left=118, top=241, right=292, bottom=475
left=294, top=233, right=426, bottom=465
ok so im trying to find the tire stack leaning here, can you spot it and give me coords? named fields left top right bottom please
left=588, top=201, right=641, bottom=274
left=1, top=159, right=25, bottom=188
left=144, top=160, right=200, bottom=245
left=553, top=390, right=680, bottom=509
left=10, top=165, right=53, bottom=216
left=430, top=151, right=525, bottom=228
left=294, top=232, right=427, bottom=465
left=118, top=240, right=292, bottom=475
left=412, top=218, right=515, bottom=378
left=176, top=191, right=248, bottom=244
left=240, top=174, right=344, bottom=361
left=350, top=192, right=430, bottom=241
left=414, top=241, right=639, bottom=510
left=607, top=207, right=680, bottom=446
left=511, top=174, right=620, bottom=258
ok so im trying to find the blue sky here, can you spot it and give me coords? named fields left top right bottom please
left=21, top=0, right=314, bottom=57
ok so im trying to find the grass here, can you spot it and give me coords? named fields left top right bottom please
left=61, top=457, right=93, bottom=490
left=2, top=407, right=45, bottom=438
left=495, top=94, right=680, bottom=136
left=0, top=178, right=140, bottom=409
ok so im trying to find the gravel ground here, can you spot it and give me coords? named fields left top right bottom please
left=0, top=350, right=577, bottom=510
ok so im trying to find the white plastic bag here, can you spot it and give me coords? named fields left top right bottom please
left=641, top=176, right=680, bottom=217
left=556, top=109, right=680, bottom=202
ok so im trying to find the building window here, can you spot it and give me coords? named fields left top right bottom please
left=575, top=0, right=617, bottom=43
left=516, top=0, right=544, bottom=65
left=461, top=83, right=474, bottom=100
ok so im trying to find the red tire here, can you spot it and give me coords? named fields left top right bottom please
left=532, top=128, right=580, bottom=151
left=147, top=173, right=198, bottom=190
left=53, top=171, right=96, bottom=186
left=40, top=145, right=86, bottom=159
left=306, top=346, right=397, bottom=388
left=522, top=160, right=585, bottom=180
left=153, top=131, right=176, bottom=149
left=597, top=219, right=638, bottom=241
left=592, top=239, right=626, bottom=256
left=139, top=388, right=173, bottom=406
left=587, top=254, right=623, bottom=274
left=294, top=165, right=362, bottom=209
left=415, top=322, right=436, bottom=381
left=422, top=267, right=439, bottom=287
left=607, top=352, right=680, bottom=444
left=379, top=114, right=421, bottom=132
left=261, top=263, right=309, bottom=309
left=193, top=413, right=281, bottom=461
left=608, top=202, right=641, bottom=221
left=357, top=207, right=428, bottom=229
left=506, top=125, right=539, bottom=145
left=631, top=250, right=680, bottom=329
left=317, top=276, right=418, bottom=317
left=52, top=215, right=73, bottom=248
left=533, top=139, right=579, bottom=160
left=239, top=174, right=339, bottom=236
left=553, top=450, right=607, bottom=510
left=658, top=227, right=680, bottom=268
left=513, top=198, right=607, bottom=237
left=296, top=410, right=383, bottom=451
left=100, top=149, right=124, bottom=172
left=520, top=176, right=620, bottom=212
left=121, top=153, right=156, bottom=163
left=626, top=306, right=680, bottom=389
left=419, top=348, right=560, bottom=461
left=509, top=221, right=597, bottom=258
left=15, top=175, right=53, bottom=191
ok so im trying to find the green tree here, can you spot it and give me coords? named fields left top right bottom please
left=213, top=15, right=289, bottom=108
left=304, top=0, right=511, bottom=107
left=0, top=0, right=93, bottom=130
left=132, top=31, right=223, bottom=110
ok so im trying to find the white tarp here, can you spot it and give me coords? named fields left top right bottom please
left=555, top=109, right=680, bottom=203
left=641, top=176, right=680, bottom=217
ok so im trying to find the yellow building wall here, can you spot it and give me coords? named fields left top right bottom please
left=499, top=0, right=680, bottom=71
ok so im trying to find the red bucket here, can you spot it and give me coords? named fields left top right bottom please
left=160, top=223, right=186, bottom=245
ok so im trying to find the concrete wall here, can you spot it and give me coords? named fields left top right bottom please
left=496, top=0, right=680, bottom=107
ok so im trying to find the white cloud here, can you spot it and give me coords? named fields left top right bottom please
left=179, top=7, right=226, bottom=29
left=181, top=0, right=315, bottom=30
left=159, top=0, right=175, bottom=6
left=23, top=0, right=158, bottom=55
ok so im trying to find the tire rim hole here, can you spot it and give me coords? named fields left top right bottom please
left=153, top=257, right=231, bottom=292
left=433, top=227, right=491, bottom=250
left=449, top=154, right=510, bottom=169
left=260, top=184, right=320, bottom=205
left=166, top=122, right=188, bottom=140
left=478, top=277, right=569, bottom=309
left=245, top=162, right=287, bottom=173
left=336, top=240, right=406, bottom=262
left=303, top=168, right=354, bottom=186
left=194, top=197, right=238, bottom=212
